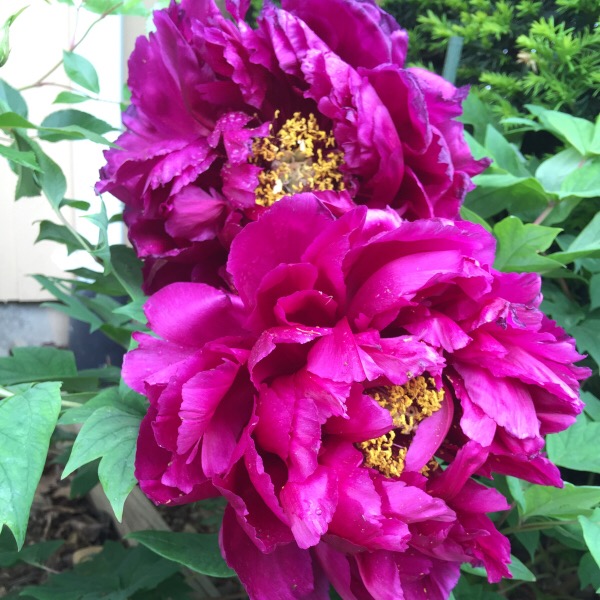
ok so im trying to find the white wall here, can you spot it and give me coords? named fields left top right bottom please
left=0, top=0, right=147, bottom=302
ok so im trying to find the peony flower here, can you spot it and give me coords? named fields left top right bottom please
left=124, top=195, right=588, bottom=599
left=97, top=0, right=487, bottom=292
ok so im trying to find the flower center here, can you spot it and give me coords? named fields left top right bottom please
left=358, top=377, right=444, bottom=479
left=251, top=111, right=345, bottom=207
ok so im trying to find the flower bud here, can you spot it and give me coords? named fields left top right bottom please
left=0, top=7, right=28, bottom=68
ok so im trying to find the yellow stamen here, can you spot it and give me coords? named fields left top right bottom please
left=359, top=377, right=444, bottom=479
left=368, top=377, right=444, bottom=436
left=359, top=431, right=407, bottom=479
left=250, top=112, right=345, bottom=207
left=420, top=458, right=440, bottom=477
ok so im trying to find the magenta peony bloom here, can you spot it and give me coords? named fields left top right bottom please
left=97, top=0, right=487, bottom=292
left=124, top=196, right=588, bottom=599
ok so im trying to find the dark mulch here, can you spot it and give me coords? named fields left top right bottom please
left=1, top=450, right=246, bottom=599
left=0, top=460, right=119, bottom=596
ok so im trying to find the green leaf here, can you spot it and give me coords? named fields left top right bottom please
left=583, top=391, right=600, bottom=422
left=79, top=294, right=129, bottom=328
left=85, top=201, right=111, bottom=268
left=34, top=276, right=103, bottom=331
left=0, top=347, right=77, bottom=386
left=69, top=460, right=100, bottom=499
left=527, top=105, right=595, bottom=156
left=579, top=515, right=600, bottom=580
left=466, top=174, right=549, bottom=221
left=508, top=554, right=536, bottom=582
left=113, top=298, right=146, bottom=323
left=21, top=542, right=180, bottom=600
left=81, top=0, right=151, bottom=16
left=514, top=529, right=540, bottom=562
left=40, top=109, right=114, bottom=143
left=53, top=91, right=88, bottom=104
left=68, top=267, right=128, bottom=297
left=500, top=116, right=542, bottom=132
left=541, top=520, right=587, bottom=551
left=0, top=111, right=36, bottom=129
left=60, top=198, right=90, bottom=210
left=548, top=213, right=600, bottom=264
left=0, top=382, right=62, bottom=548
left=572, top=318, right=600, bottom=367
left=592, top=116, right=600, bottom=155
left=560, top=159, right=600, bottom=199
left=62, top=51, right=100, bottom=94
left=127, top=530, right=235, bottom=578
left=0, top=528, right=63, bottom=568
left=590, top=274, right=600, bottom=311
left=540, top=282, right=585, bottom=330
left=77, top=366, right=121, bottom=384
left=58, top=381, right=148, bottom=425
left=460, top=562, right=487, bottom=577
left=42, top=108, right=115, bottom=134
left=62, top=406, right=141, bottom=520
left=459, top=206, right=492, bottom=232
left=463, top=131, right=490, bottom=162
left=0, top=79, right=28, bottom=117
left=32, top=144, right=67, bottom=208
left=57, top=387, right=125, bottom=425
left=535, top=148, right=584, bottom=194
left=9, top=134, right=68, bottom=208
left=36, top=221, right=81, bottom=254
left=10, top=133, right=68, bottom=206
left=451, top=576, right=504, bottom=600
left=579, top=552, right=600, bottom=592
left=521, top=483, right=600, bottom=521
left=493, top=216, right=563, bottom=273
left=547, top=415, right=600, bottom=474
left=506, top=476, right=529, bottom=513
left=110, top=245, right=144, bottom=300
left=484, top=125, right=530, bottom=177
left=459, top=90, right=499, bottom=143
left=0, top=145, right=39, bottom=170
left=542, top=196, right=582, bottom=227
left=12, top=132, right=41, bottom=199
left=465, top=175, right=512, bottom=218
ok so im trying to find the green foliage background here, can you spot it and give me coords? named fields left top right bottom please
left=382, top=0, right=600, bottom=120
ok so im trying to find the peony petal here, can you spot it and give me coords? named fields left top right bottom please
left=404, top=393, right=454, bottom=473
left=324, top=385, right=392, bottom=441
left=228, top=195, right=334, bottom=307
left=454, top=362, right=540, bottom=440
left=280, top=466, right=338, bottom=549
left=356, top=550, right=405, bottom=600
left=220, top=505, right=328, bottom=599
left=307, top=319, right=383, bottom=383
left=123, top=332, right=193, bottom=394
left=144, top=282, right=246, bottom=346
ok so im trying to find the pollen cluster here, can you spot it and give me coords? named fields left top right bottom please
left=250, top=111, right=345, bottom=207
left=359, top=431, right=408, bottom=479
left=359, top=377, right=444, bottom=479
left=369, top=377, right=444, bottom=436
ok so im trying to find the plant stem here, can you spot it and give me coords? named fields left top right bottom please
left=533, top=202, right=556, bottom=225
left=50, top=199, right=95, bottom=256
left=61, top=399, right=82, bottom=409
left=0, top=386, right=15, bottom=398
left=557, top=277, right=573, bottom=301
left=501, top=520, right=579, bottom=535
left=18, top=2, right=123, bottom=92
left=498, top=580, right=527, bottom=595
left=26, top=81, right=82, bottom=92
